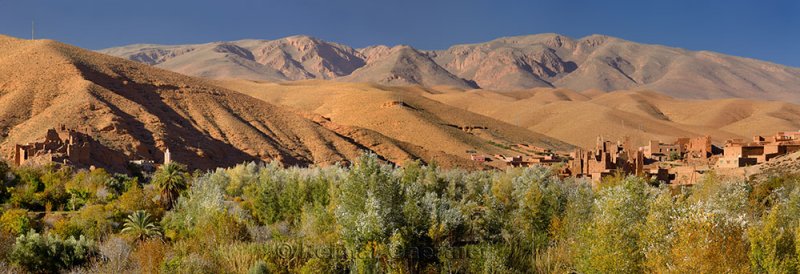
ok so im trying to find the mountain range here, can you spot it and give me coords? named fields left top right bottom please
left=101, top=33, right=800, bottom=102
left=2, top=33, right=799, bottom=171
left=0, top=34, right=567, bottom=170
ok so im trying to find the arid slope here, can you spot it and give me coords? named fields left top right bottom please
left=215, top=80, right=574, bottom=161
left=425, top=88, right=800, bottom=148
left=0, top=35, right=492, bottom=170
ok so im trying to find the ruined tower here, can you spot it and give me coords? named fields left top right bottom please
left=164, top=149, right=172, bottom=165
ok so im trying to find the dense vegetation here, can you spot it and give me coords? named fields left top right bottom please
left=0, top=153, right=799, bottom=273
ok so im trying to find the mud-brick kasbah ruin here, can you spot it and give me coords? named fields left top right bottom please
left=13, top=125, right=166, bottom=172
left=14, top=125, right=93, bottom=167
left=10, top=125, right=800, bottom=186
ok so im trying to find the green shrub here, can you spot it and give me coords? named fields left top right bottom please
left=9, top=230, right=97, bottom=273
left=115, top=182, right=160, bottom=215
left=38, top=167, right=71, bottom=210
left=62, top=204, right=113, bottom=241
left=0, top=209, right=31, bottom=236
left=162, top=176, right=250, bottom=244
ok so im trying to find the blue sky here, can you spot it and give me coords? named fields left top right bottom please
left=1, top=0, right=798, bottom=66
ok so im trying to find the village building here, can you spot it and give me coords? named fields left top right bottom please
left=490, top=152, right=564, bottom=167
left=639, top=136, right=712, bottom=163
left=717, top=131, right=800, bottom=168
left=676, top=136, right=713, bottom=161
left=565, top=136, right=716, bottom=185
left=470, top=133, right=794, bottom=185
left=669, top=165, right=709, bottom=185
left=493, top=154, right=525, bottom=167
left=565, top=137, right=645, bottom=183
left=641, top=140, right=683, bottom=162
left=526, top=154, right=561, bottom=164
left=130, top=149, right=171, bottom=172
left=164, top=148, right=172, bottom=165
left=470, top=154, right=491, bottom=163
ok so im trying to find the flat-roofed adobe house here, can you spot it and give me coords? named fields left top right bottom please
left=717, top=131, right=800, bottom=169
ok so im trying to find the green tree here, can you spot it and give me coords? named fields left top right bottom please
left=122, top=210, right=162, bottom=241
left=640, top=188, right=682, bottom=272
left=750, top=203, right=797, bottom=273
left=578, top=176, right=648, bottom=273
left=67, top=188, right=91, bottom=211
left=116, top=183, right=162, bottom=217
left=749, top=187, right=800, bottom=273
left=335, top=153, right=403, bottom=271
left=153, top=162, right=190, bottom=209
left=670, top=202, right=750, bottom=273
left=671, top=179, right=751, bottom=273
left=509, top=168, right=565, bottom=252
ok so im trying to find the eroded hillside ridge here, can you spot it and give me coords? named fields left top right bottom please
left=101, top=33, right=800, bottom=101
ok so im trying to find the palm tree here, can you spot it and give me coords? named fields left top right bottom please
left=122, top=210, right=161, bottom=241
left=153, top=162, right=189, bottom=209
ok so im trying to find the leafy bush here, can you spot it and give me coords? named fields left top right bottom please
left=162, top=174, right=251, bottom=247
left=0, top=209, right=31, bottom=236
left=64, top=204, right=113, bottom=240
left=0, top=231, right=14, bottom=263
left=669, top=202, right=750, bottom=273
left=9, top=230, right=97, bottom=273
left=115, top=182, right=162, bottom=217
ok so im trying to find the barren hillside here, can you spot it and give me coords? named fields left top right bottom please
left=0, top=35, right=506, bottom=170
left=425, top=88, right=800, bottom=148
left=215, top=80, right=573, bottom=161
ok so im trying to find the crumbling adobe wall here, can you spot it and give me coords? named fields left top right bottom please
left=13, top=126, right=129, bottom=173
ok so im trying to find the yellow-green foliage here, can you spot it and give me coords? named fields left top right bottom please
left=0, top=209, right=30, bottom=236
left=640, top=188, right=682, bottom=272
left=669, top=203, right=750, bottom=273
left=750, top=203, right=797, bottom=273
left=578, top=176, right=648, bottom=273
left=115, top=183, right=162, bottom=217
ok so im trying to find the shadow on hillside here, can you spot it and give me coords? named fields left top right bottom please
left=73, top=63, right=265, bottom=170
